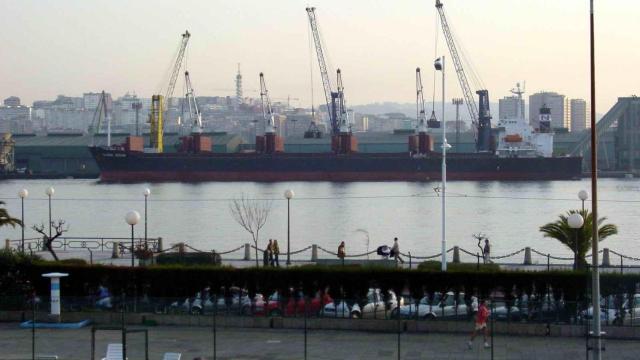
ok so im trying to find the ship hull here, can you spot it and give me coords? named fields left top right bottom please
left=90, top=147, right=583, bottom=182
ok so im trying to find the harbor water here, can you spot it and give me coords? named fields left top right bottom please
left=0, top=178, right=639, bottom=262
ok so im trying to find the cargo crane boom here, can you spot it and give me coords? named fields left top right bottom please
left=306, top=7, right=339, bottom=136
left=184, top=70, right=202, bottom=133
left=165, top=31, right=191, bottom=112
left=335, top=69, right=350, bottom=134
left=259, top=73, right=276, bottom=134
left=149, top=30, right=191, bottom=153
left=416, top=68, right=428, bottom=132
left=435, top=0, right=492, bottom=152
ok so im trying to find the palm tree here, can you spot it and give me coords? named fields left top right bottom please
left=539, top=209, right=617, bottom=269
left=0, top=201, right=22, bottom=229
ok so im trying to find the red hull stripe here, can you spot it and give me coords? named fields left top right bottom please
left=100, top=171, right=579, bottom=182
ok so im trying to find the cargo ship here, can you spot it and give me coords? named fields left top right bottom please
left=89, top=80, right=583, bottom=182
left=89, top=146, right=582, bottom=182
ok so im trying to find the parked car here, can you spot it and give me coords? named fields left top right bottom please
left=360, top=288, right=384, bottom=319
left=394, top=294, right=436, bottom=319
left=323, top=300, right=356, bottom=318
left=492, top=299, right=521, bottom=321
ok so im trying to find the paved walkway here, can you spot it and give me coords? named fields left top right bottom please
left=1, top=323, right=637, bottom=359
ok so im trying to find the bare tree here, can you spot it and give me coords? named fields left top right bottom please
left=32, top=220, right=69, bottom=261
left=229, top=195, right=272, bottom=267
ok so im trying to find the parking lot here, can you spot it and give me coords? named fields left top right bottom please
left=3, top=323, right=640, bottom=360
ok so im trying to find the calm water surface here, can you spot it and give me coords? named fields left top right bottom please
left=0, top=179, right=639, bottom=261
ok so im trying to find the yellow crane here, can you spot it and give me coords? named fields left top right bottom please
left=149, top=30, right=191, bottom=153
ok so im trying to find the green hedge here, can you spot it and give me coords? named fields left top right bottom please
left=8, top=262, right=639, bottom=302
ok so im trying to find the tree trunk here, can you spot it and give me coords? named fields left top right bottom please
left=45, top=241, right=59, bottom=261
left=254, top=232, right=259, bottom=268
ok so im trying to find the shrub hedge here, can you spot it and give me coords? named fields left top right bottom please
left=7, top=261, right=639, bottom=302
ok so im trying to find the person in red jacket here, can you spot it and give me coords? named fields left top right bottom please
left=468, top=299, right=491, bottom=349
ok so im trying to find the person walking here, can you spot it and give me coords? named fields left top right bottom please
left=468, top=299, right=491, bottom=349
left=273, top=239, right=280, bottom=267
left=391, top=237, right=404, bottom=265
left=337, top=241, right=346, bottom=266
left=267, top=239, right=274, bottom=267
left=483, top=239, right=491, bottom=264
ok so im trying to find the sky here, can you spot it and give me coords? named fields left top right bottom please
left=1, top=0, right=638, bottom=113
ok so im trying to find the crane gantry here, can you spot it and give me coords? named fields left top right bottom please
left=435, top=0, right=492, bottom=152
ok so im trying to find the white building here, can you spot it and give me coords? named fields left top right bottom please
left=499, top=95, right=525, bottom=120
left=529, top=92, right=569, bottom=130
left=570, top=99, right=589, bottom=132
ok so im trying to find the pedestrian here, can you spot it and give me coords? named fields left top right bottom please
left=468, top=299, right=491, bottom=349
left=483, top=239, right=491, bottom=264
left=391, top=237, right=404, bottom=264
left=337, top=241, right=346, bottom=266
left=267, top=239, right=274, bottom=267
left=273, top=239, right=280, bottom=267
left=262, top=245, right=269, bottom=267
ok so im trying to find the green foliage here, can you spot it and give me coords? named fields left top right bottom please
left=540, top=209, right=618, bottom=268
left=0, top=201, right=22, bottom=228
left=6, top=262, right=639, bottom=303
left=417, top=260, right=500, bottom=272
left=156, top=252, right=222, bottom=266
left=55, top=258, right=88, bottom=265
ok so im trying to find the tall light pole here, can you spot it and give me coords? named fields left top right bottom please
left=435, top=56, right=450, bottom=272
left=284, top=189, right=295, bottom=266
left=125, top=211, right=141, bottom=267
left=18, top=189, right=28, bottom=252
left=568, top=213, right=584, bottom=271
left=45, top=187, right=55, bottom=238
left=143, top=188, right=151, bottom=246
left=588, top=0, right=602, bottom=357
left=578, top=190, right=588, bottom=213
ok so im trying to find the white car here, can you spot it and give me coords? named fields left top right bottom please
left=361, top=288, right=397, bottom=319
left=323, top=300, right=357, bottom=318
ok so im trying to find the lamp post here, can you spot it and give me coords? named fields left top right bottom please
left=45, top=187, right=55, bottom=238
left=435, top=56, right=449, bottom=272
left=143, top=188, right=151, bottom=247
left=568, top=213, right=584, bottom=271
left=284, top=189, right=294, bottom=266
left=18, top=189, right=28, bottom=252
left=125, top=211, right=141, bottom=267
left=578, top=190, right=588, bottom=213
left=588, top=1, right=602, bottom=355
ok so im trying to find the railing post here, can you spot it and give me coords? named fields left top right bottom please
left=547, top=253, right=550, bottom=271
left=524, top=247, right=532, bottom=265
left=311, top=244, right=318, bottom=262
left=601, top=248, right=610, bottom=267
left=112, top=242, right=120, bottom=259
left=476, top=252, right=480, bottom=270
left=620, top=255, right=623, bottom=275
left=5, top=239, right=10, bottom=250
left=157, top=237, right=163, bottom=252
left=408, top=252, right=412, bottom=270
left=244, top=243, right=251, bottom=261
left=452, top=246, right=460, bottom=263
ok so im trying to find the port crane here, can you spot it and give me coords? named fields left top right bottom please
left=415, top=68, right=440, bottom=131
left=88, top=91, right=111, bottom=145
left=435, top=0, right=492, bottom=152
left=335, top=69, right=350, bottom=134
left=305, top=7, right=342, bottom=137
left=149, top=30, right=191, bottom=152
left=259, top=72, right=276, bottom=134
left=184, top=71, right=203, bottom=133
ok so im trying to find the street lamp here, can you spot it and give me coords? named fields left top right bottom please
left=284, top=189, right=295, bottom=266
left=568, top=213, right=584, bottom=271
left=125, top=211, right=141, bottom=267
left=435, top=56, right=449, bottom=272
left=578, top=190, right=588, bottom=213
left=45, top=187, right=55, bottom=238
left=143, top=188, right=151, bottom=246
left=18, top=189, right=28, bottom=252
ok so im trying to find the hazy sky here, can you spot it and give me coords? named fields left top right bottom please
left=1, top=0, right=638, bottom=113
